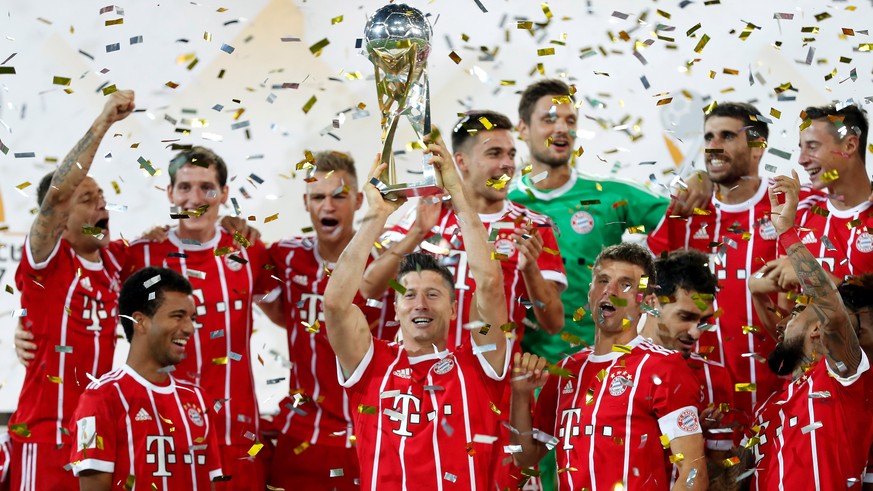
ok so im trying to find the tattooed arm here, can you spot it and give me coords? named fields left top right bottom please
left=29, top=90, right=135, bottom=263
left=768, top=171, right=859, bottom=376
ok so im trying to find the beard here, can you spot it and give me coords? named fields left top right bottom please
left=530, top=146, right=570, bottom=168
left=767, top=336, right=805, bottom=376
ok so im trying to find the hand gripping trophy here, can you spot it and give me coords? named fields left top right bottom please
left=365, top=4, right=443, bottom=198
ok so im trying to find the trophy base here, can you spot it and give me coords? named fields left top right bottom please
left=381, top=182, right=443, bottom=200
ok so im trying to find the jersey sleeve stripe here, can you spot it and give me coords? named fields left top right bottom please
left=70, top=458, right=115, bottom=476
left=471, top=338, right=512, bottom=381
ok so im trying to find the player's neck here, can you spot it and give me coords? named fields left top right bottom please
left=826, top=165, right=871, bottom=210
left=65, top=233, right=101, bottom=262
left=529, top=161, right=571, bottom=191
left=637, top=315, right=661, bottom=345
left=466, top=188, right=505, bottom=215
left=126, top=353, right=170, bottom=385
left=715, top=176, right=760, bottom=204
left=593, top=327, right=638, bottom=356
left=403, top=338, right=447, bottom=358
left=317, top=233, right=353, bottom=263
left=176, top=222, right=218, bottom=244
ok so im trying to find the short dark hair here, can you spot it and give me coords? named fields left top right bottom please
left=803, top=104, right=869, bottom=164
left=169, top=146, right=228, bottom=187
left=705, top=102, right=769, bottom=141
left=397, top=252, right=456, bottom=302
left=654, top=249, right=718, bottom=298
left=313, top=151, right=358, bottom=188
left=119, top=267, right=193, bottom=342
left=593, top=242, right=656, bottom=291
left=451, top=110, right=514, bottom=154
left=839, top=273, right=873, bottom=312
left=37, top=171, right=55, bottom=207
left=518, top=79, right=576, bottom=125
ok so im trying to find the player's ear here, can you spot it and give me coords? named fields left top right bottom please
left=132, top=312, right=149, bottom=336
left=303, top=191, right=310, bottom=212
left=517, top=119, right=529, bottom=142
left=454, top=152, right=468, bottom=174
left=355, top=191, right=364, bottom=211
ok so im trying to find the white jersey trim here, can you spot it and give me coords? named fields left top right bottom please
left=120, top=364, right=177, bottom=394
left=337, top=337, right=375, bottom=388
left=712, top=178, right=768, bottom=213
left=825, top=198, right=872, bottom=219
left=24, top=235, right=63, bottom=270
left=541, top=270, right=569, bottom=292
left=71, top=458, right=115, bottom=476
left=658, top=405, right=702, bottom=442
left=471, top=337, right=512, bottom=381
left=825, top=350, right=870, bottom=386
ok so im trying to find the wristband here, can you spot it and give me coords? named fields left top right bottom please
left=778, top=230, right=801, bottom=250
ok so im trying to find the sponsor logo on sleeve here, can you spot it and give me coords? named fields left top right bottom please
left=677, top=408, right=700, bottom=433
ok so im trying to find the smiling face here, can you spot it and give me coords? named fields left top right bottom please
left=305, top=170, right=362, bottom=246
left=63, top=176, right=111, bottom=252
left=138, top=290, right=196, bottom=368
left=456, top=129, right=517, bottom=204
left=167, top=164, right=228, bottom=240
left=395, top=270, right=457, bottom=350
left=589, top=259, right=646, bottom=334
left=798, top=119, right=859, bottom=191
left=518, top=95, right=577, bottom=168
left=703, top=116, right=762, bottom=186
left=657, top=288, right=715, bottom=355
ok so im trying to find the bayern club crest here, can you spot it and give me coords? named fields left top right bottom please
left=224, top=253, right=244, bottom=272
left=186, top=404, right=205, bottom=427
left=676, top=408, right=700, bottom=433
left=571, top=211, right=594, bottom=235
left=608, top=370, right=633, bottom=397
left=759, top=219, right=778, bottom=241
left=433, top=357, right=455, bottom=375
left=856, top=232, right=873, bottom=253
left=494, top=238, right=517, bottom=257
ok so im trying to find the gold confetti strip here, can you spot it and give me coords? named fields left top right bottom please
left=47, top=375, right=63, bottom=383
left=330, top=15, right=343, bottom=25
left=821, top=169, right=839, bottom=183
left=248, top=442, right=264, bottom=457
left=669, top=453, right=685, bottom=463
left=53, top=76, right=71, bottom=86
left=734, top=383, right=756, bottom=392
left=293, top=441, right=310, bottom=454
left=309, top=38, right=330, bottom=56
left=659, top=434, right=671, bottom=448
left=572, top=307, right=586, bottom=322
left=656, top=97, right=673, bottom=106
left=612, top=344, right=632, bottom=354
left=357, top=405, right=377, bottom=415
left=9, top=423, right=30, bottom=437
left=537, top=47, right=555, bottom=56
left=212, top=357, right=229, bottom=365
left=486, top=174, right=511, bottom=190
left=265, top=213, right=279, bottom=223
left=448, top=51, right=462, bottom=64
left=693, top=34, right=711, bottom=53
left=741, top=325, right=759, bottom=334
left=489, top=402, right=501, bottom=415
left=302, top=95, right=317, bottom=114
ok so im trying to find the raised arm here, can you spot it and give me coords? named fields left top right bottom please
left=324, top=159, right=406, bottom=376
left=769, top=171, right=859, bottom=376
left=427, top=135, right=508, bottom=371
left=514, top=223, right=564, bottom=334
left=509, top=352, right=550, bottom=468
left=29, top=90, right=135, bottom=262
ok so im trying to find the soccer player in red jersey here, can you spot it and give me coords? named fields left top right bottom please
left=266, top=151, right=391, bottom=491
left=640, top=249, right=741, bottom=487
left=70, top=266, right=223, bottom=490
left=9, top=90, right=135, bottom=490
left=324, top=137, right=510, bottom=490
left=759, top=104, right=873, bottom=289
left=363, top=110, right=566, bottom=349
left=510, top=242, right=707, bottom=491
left=122, top=146, right=274, bottom=489
left=648, top=102, right=821, bottom=420
left=735, top=172, right=873, bottom=490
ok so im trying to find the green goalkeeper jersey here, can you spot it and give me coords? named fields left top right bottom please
left=508, top=168, right=669, bottom=363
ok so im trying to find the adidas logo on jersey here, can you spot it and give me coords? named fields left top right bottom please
left=135, top=408, right=152, bottom=421
left=392, top=368, right=411, bottom=379
left=693, top=226, right=710, bottom=241
left=562, top=380, right=574, bottom=394
left=801, top=232, right=817, bottom=245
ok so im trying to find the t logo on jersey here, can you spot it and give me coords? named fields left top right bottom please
left=388, top=394, right=422, bottom=437
left=558, top=408, right=582, bottom=450
left=146, top=435, right=177, bottom=477
left=300, top=293, right=325, bottom=324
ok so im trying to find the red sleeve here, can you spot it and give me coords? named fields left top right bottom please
left=248, top=241, right=277, bottom=295
left=536, top=225, right=567, bottom=288
left=650, top=354, right=704, bottom=416
left=532, top=371, right=560, bottom=438
left=646, top=206, right=674, bottom=256
left=69, top=385, right=117, bottom=476
left=200, top=389, right=224, bottom=479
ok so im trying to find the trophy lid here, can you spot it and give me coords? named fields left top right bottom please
left=364, top=4, right=432, bottom=54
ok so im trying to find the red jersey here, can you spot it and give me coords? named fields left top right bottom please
left=533, top=336, right=703, bottom=491
left=382, top=200, right=567, bottom=348
left=70, top=364, right=223, bottom=489
left=648, top=181, right=819, bottom=415
left=796, top=198, right=873, bottom=280
left=339, top=338, right=510, bottom=491
left=11, top=238, right=126, bottom=445
left=686, top=354, right=738, bottom=449
left=125, top=227, right=274, bottom=447
left=268, top=237, right=392, bottom=448
left=747, top=354, right=873, bottom=490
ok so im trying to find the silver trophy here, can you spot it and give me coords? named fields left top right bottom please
left=365, top=4, right=442, bottom=198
